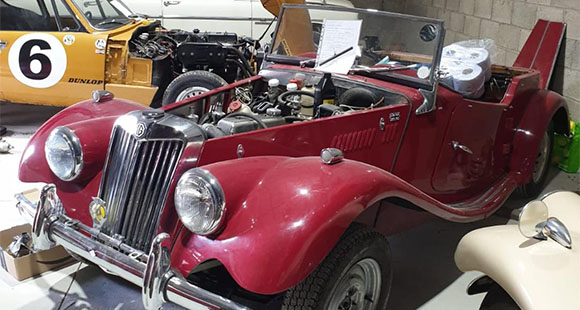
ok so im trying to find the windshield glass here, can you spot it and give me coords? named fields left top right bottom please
left=270, top=5, right=444, bottom=88
left=70, top=0, right=131, bottom=29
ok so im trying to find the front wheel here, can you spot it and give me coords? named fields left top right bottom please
left=282, top=224, right=392, bottom=310
left=162, top=71, right=227, bottom=106
left=480, top=284, right=519, bottom=310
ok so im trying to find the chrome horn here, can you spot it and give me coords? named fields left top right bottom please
left=519, top=200, right=572, bottom=249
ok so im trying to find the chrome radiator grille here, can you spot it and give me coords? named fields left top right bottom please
left=99, top=124, right=184, bottom=252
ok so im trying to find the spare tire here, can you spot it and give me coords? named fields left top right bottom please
left=162, top=70, right=228, bottom=106
left=337, top=87, right=379, bottom=108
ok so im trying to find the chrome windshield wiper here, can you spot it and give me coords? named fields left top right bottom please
left=95, top=19, right=130, bottom=27
left=299, top=46, right=354, bottom=68
left=349, top=63, right=418, bottom=74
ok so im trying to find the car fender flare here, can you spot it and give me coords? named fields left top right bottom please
left=509, top=90, right=568, bottom=183
left=172, top=156, right=415, bottom=294
left=172, top=156, right=512, bottom=295
left=19, top=98, right=145, bottom=183
left=455, top=191, right=580, bottom=309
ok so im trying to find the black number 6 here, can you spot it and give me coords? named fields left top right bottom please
left=19, top=39, right=52, bottom=80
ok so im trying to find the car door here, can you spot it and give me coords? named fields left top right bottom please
left=431, top=95, right=505, bottom=193
left=0, top=0, right=106, bottom=106
left=161, top=0, right=252, bottom=36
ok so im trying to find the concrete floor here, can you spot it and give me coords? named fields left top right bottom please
left=0, top=102, right=579, bottom=310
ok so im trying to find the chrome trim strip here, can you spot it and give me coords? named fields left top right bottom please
left=447, top=176, right=516, bottom=210
left=544, top=22, right=566, bottom=89
left=161, top=16, right=263, bottom=21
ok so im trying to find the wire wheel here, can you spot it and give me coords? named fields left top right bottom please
left=532, top=130, right=550, bottom=183
left=328, top=258, right=382, bottom=310
left=175, top=86, right=210, bottom=101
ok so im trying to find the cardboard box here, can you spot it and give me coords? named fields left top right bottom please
left=0, top=224, right=74, bottom=281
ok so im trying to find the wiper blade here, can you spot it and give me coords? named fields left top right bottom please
left=95, top=19, right=129, bottom=27
left=349, top=63, right=417, bottom=74
left=300, top=46, right=354, bottom=68
left=128, top=13, right=149, bottom=19
left=319, top=46, right=354, bottom=66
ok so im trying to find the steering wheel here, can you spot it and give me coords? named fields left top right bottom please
left=84, top=11, right=92, bottom=19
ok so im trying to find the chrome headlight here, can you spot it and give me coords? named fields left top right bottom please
left=44, top=126, right=83, bottom=181
left=175, top=168, right=226, bottom=235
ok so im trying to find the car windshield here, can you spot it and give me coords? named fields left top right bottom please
left=269, top=5, right=444, bottom=88
left=70, top=0, right=132, bottom=29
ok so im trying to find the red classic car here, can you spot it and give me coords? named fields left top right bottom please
left=16, top=5, right=568, bottom=310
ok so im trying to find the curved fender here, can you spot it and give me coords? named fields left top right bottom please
left=19, top=98, right=146, bottom=183
left=455, top=191, right=580, bottom=309
left=172, top=156, right=515, bottom=295
left=510, top=90, right=568, bottom=183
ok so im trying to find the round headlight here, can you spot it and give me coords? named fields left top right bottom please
left=44, top=127, right=83, bottom=181
left=175, top=168, right=225, bottom=235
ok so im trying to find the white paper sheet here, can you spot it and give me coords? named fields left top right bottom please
left=315, top=19, right=363, bottom=74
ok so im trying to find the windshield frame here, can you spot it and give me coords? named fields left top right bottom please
left=69, top=0, right=132, bottom=30
left=268, top=4, right=445, bottom=90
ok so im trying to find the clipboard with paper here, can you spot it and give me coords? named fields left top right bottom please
left=315, top=19, right=363, bottom=74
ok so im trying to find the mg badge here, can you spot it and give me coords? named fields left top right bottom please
left=89, top=197, right=107, bottom=228
left=136, top=122, right=147, bottom=138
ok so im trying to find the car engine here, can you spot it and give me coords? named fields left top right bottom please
left=168, top=72, right=406, bottom=140
left=128, top=21, right=259, bottom=83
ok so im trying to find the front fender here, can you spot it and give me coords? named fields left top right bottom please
left=510, top=90, right=568, bottom=183
left=171, top=156, right=413, bottom=294
left=172, top=155, right=513, bottom=295
left=19, top=98, right=146, bottom=183
left=455, top=191, right=580, bottom=309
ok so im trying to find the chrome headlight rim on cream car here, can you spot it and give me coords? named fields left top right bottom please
left=175, top=168, right=226, bottom=235
left=44, top=126, right=83, bottom=181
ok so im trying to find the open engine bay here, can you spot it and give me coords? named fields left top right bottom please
left=167, top=70, right=409, bottom=139
left=128, top=21, right=259, bottom=83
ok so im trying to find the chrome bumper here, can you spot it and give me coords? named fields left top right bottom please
left=16, top=185, right=250, bottom=310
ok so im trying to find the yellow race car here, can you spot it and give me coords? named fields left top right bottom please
left=0, top=0, right=259, bottom=107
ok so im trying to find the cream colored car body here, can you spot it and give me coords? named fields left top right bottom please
left=455, top=191, right=580, bottom=309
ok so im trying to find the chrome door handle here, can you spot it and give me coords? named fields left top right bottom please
left=163, top=0, right=181, bottom=6
left=452, top=141, right=473, bottom=154
left=0, top=40, right=8, bottom=49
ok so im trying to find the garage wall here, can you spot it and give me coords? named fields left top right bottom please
left=351, top=0, right=580, bottom=121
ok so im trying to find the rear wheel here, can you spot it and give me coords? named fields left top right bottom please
left=282, top=224, right=392, bottom=310
left=162, top=71, right=227, bottom=106
left=480, top=284, right=519, bottom=310
left=518, top=122, right=553, bottom=198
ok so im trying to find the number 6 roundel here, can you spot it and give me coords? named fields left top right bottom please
left=8, top=33, right=67, bottom=89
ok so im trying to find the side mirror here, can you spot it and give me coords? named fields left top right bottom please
left=518, top=200, right=572, bottom=249
left=519, top=200, right=549, bottom=238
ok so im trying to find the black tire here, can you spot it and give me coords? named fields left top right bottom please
left=162, top=70, right=227, bottom=106
left=518, top=122, right=554, bottom=198
left=480, top=284, right=519, bottom=310
left=338, top=87, right=379, bottom=108
left=282, top=224, right=392, bottom=310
